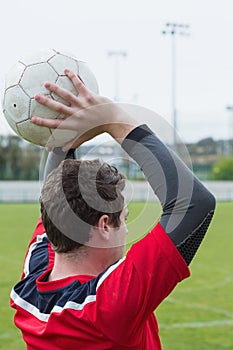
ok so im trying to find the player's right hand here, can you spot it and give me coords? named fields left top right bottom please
left=31, top=69, right=138, bottom=149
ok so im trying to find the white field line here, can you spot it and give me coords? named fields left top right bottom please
left=160, top=319, right=233, bottom=330
left=167, top=297, right=233, bottom=318
left=160, top=297, right=233, bottom=330
left=179, top=276, right=233, bottom=293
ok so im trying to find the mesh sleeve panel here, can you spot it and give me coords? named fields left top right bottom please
left=177, top=210, right=215, bottom=265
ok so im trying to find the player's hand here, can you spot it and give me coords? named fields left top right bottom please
left=31, top=69, right=138, bottom=149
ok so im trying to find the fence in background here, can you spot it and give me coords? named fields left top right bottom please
left=0, top=181, right=41, bottom=202
left=0, top=181, right=233, bottom=203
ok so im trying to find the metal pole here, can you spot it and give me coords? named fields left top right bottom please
left=162, top=22, right=190, bottom=152
left=226, top=105, right=233, bottom=155
left=171, top=32, right=177, bottom=151
left=107, top=51, right=127, bottom=102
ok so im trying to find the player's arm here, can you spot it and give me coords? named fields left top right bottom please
left=43, top=147, right=76, bottom=182
left=121, top=125, right=216, bottom=265
left=31, top=70, right=216, bottom=265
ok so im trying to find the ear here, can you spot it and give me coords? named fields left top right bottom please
left=96, top=214, right=111, bottom=241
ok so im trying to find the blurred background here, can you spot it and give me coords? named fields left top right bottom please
left=0, top=2, right=233, bottom=349
left=1, top=0, right=233, bottom=192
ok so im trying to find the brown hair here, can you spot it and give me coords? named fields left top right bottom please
left=40, top=159, right=126, bottom=253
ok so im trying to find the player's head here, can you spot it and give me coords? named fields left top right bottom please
left=40, top=159, right=126, bottom=253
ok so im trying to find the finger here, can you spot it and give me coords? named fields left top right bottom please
left=64, top=69, right=87, bottom=95
left=34, top=94, right=72, bottom=115
left=31, top=113, right=81, bottom=131
left=31, top=116, right=65, bottom=129
left=44, top=81, right=80, bottom=105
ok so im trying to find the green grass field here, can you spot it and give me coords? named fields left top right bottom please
left=0, top=202, right=232, bottom=349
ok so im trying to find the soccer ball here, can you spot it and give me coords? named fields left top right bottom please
left=2, top=48, right=99, bottom=147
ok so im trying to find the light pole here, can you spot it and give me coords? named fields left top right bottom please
left=162, top=22, right=190, bottom=151
left=226, top=105, right=233, bottom=154
left=107, top=50, right=127, bottom=101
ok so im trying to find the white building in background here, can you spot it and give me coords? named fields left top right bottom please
left=0, top=180, right=233, bottom=203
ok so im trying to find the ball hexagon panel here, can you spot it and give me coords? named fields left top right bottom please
left=30, top=97, right=59, bottom=119
left=78, top=61, right=99, bottom=93
left=48, top=53, right=79, bottom=75
left=3, top=85, right=30, bottom=123
left=20, top=63, right=58, bottom=98
left=2, top=109, right=19, bottom=135
left=48, top=127, right=78, bottom=148
left=5, top=62, right=26, bottom=89
left=51, top=76, right=78, bottom=106
left=19, top=48, right=57, bottom=66
left=2, top=49, right=99, bottom=146
left=17, top=119, right=53, bottom=146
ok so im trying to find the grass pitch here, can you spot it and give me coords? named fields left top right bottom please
left=0, top=202, right=232, bottom=349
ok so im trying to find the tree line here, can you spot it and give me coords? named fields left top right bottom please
left=0, top=135, right=41, bottom=180
left=0, top=134, right=233, bottom=180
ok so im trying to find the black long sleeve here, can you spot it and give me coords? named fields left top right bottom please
left=122, top=124, right=216, bottom=265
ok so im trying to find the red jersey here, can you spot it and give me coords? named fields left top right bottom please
left=10, top=218, right=190, bottom=349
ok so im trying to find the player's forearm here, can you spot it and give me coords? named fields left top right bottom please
left=107, top=122, right=138, bottom=144
left=43, top=148, right=76, bottom=181
left=122, top=124, right=216, bottom=265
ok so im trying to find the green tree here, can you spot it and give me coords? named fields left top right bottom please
left=0, top=135, right=41, bottom=180
left=212, top=156, right=233, bottom=180
left=0, top=135, right=7, bottom=178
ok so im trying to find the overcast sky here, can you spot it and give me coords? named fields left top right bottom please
left=0, top=0, right=233, bottom=143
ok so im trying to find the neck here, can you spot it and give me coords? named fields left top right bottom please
left=49, top=246, right=119, bottom=281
